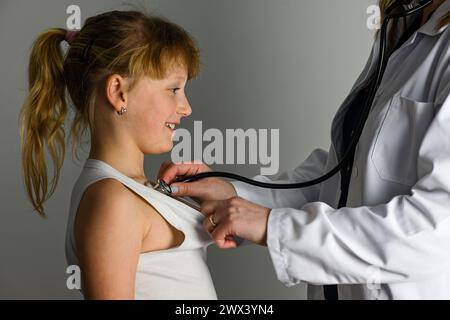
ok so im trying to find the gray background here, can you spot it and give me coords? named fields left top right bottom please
left=0, top=0, right=374, bottom=299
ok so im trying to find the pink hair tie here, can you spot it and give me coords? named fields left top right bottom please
left=65, top=30, right=78, bottom=45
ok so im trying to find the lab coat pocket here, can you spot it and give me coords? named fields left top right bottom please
left=371, top=94, right=435, bottom=186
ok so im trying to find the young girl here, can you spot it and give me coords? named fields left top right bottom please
left=20, top=10, right=217, bottom=299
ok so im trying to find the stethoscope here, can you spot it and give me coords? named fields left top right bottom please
left=153, top=0, right=433, bottom=198
left=145, top=179, right=202, bottom=210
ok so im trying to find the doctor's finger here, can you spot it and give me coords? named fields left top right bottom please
left=211, top=223, right=237, bottom=249
left=203, top=214, right=220, bottom=233
left=157, top=161, right=173, bottom=181
left=200, top=200, right=216, bottom=213
left=200, top=200, right=221, bottom=217
left=158, top=162, right=211, bottom=184
left=169, top=181, right=206, bottom=198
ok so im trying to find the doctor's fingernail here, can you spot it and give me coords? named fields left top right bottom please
left=170, top=185, right=178, bottom=194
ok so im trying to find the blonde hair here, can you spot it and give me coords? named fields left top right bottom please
left=379, top=0, right=450, bottom=29
left=19, top=11, right=200, bottom=216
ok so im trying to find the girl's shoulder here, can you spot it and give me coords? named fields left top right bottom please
left=74, top=178, right=149, bottom=243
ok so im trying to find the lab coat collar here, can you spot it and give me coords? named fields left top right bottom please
left=417, top=0, right=450, bottom=36
left=395, top=1, right=449, bottom=53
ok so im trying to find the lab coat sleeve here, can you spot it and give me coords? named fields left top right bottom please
left=268, top=86, right=450, bottom=287
left=230, top=148, right=329, bottom=209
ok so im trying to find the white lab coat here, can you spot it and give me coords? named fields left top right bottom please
left=231, top=2, right=450, bottom=299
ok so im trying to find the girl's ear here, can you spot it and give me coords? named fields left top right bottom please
left=105, top=74, right=128, bottom=113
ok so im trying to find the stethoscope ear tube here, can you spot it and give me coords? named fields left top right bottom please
left=172, top=0, right=433, bottom=191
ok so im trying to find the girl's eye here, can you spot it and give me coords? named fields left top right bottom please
left=170, top=88, right=180, bottom=94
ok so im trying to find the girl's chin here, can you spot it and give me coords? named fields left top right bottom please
left=164, top=143, right=174, bottom=153
left=143, top=141, right=173, bottom=155
left=160, top=143, right=174, bottom=154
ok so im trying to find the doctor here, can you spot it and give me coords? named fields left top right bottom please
left=159, top=0, right=450, bottom=299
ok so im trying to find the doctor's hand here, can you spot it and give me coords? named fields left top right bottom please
left=200, top=196, right=271, bottom=248
left=157, top=161, right=237, bottom=203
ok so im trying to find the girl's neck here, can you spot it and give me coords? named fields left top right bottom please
left=88, top=149, right=148, bottom=184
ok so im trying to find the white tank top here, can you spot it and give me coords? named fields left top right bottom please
left=65, top=159, right=217, bottom=300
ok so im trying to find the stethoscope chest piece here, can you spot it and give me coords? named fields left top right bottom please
left=144, top=179, right=172, bottom=195
left=152, top=179, right=172, bottom=195
left=144, top=179, right=200, bottom=210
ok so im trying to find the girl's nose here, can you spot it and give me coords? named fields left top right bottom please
left=178, top=98, right=192, bottom=117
